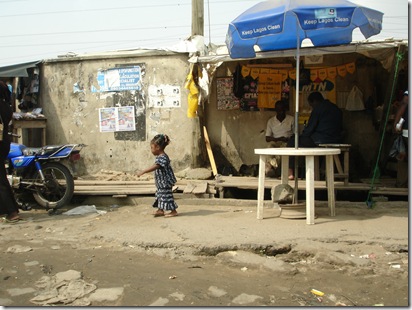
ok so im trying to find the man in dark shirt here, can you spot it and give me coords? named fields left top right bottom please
left=287, top=91, right=343, bottom=179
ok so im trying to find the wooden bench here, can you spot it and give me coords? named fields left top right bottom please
left=315, top=144, right=351, bottom=185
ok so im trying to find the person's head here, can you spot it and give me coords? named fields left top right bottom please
left=150, top=134, right=170, bottom=155
left=307, top=92, right=324, bottom=108
left=0, top=80, right=11, bottom=103
left=274, top=100, right=287, bottom=112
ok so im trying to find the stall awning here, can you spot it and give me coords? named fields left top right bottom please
left=0, top=61, right=41, bottom=77
left=191, top=40, right=408, bottom=71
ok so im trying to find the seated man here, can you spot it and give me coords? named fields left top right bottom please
left=265, top=100, right=294, bottom=176
left=287, top=91, right=343, bottom=179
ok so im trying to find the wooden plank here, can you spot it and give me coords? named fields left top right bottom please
left=73, top=175, right=407, bottom=197
left=183, top=182, right=196, bottom=194
left=192, top=182, right=208, bottom=194
left=203, top=126, right=218, bottom=176
left=75, top=180, right=156, bottom=185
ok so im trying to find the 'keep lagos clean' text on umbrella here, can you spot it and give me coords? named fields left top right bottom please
left=238, top=7, right=373, bottom=39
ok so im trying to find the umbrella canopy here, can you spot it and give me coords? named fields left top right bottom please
left=225, top=0, right=383, bottom=145
left=226, top=0, right=383, bottom=59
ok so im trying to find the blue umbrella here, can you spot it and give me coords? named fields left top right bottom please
left=226, top=0, right=383, bottom=203
left=226, top=0, right=383, bottom=148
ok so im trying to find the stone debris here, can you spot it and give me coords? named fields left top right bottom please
left=28, top=269, right=124, bottom=306
left=169, top=292, right=185, bottom=301
left=88, top=287, right=124, bottom=302
left=232, top=293, right=263, bottom=305
left=149, top=297, right=169, bottom=306
left=24, top=261, right=39, bottom=267
left=5, top=245, right=33, bottom=253
left=30, top=270, right=96, bottom=306
left=6, top=287, right=36, bottom=297
left=208, top=286, right=227, bottom=298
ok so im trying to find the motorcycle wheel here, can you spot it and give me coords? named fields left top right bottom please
left=32, top=162, right=75, bottom=209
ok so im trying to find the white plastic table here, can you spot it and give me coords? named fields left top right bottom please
left=254, top=147, right=341, bottom=224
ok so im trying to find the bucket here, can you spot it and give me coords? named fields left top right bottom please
left=279, top=202, right=306, bottom=219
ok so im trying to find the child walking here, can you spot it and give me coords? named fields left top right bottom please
left=136, top=134, right=178, bottom=217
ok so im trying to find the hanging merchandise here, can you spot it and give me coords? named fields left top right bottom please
left=185, top=64, right=199, bottom=118
left=345, top=62, right=356, bottom=74
left=232, top=63, right=245, bottom=99
left=299, top=61, right=311, bottom=86
left=337, top=65, right=347, bottom=77
left=346, top=85, right=365, bottom=111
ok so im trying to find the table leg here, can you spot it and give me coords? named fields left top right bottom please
left=42, top=128, right=46, bottom=146
left=305, top=155, right=315, bottom=225
left=257, top=155, right=266, bottom=220
left=17, top=128, right=23, bottom=144
left=326, top=155, right=336, bottom=216
left=344, top=150, right=349, bottom=186
left=281, top=155, right=289, bottom=185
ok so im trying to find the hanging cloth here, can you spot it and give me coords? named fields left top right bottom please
left=185, top=64, right=199, bottom=118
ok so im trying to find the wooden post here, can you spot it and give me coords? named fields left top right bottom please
left=192, top=0, right=204, bottom=36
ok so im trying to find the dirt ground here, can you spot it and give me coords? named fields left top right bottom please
left=0, top=196, right=409, bottom=307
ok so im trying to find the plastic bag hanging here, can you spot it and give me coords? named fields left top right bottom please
left=346, top=85, right=365, bottom=111
left=389, top=135, right=406, bottom=160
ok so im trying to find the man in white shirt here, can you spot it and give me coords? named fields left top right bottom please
left=265, top=100, right=294, bottom=176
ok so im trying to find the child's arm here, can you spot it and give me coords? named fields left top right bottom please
left=136, top=164, right=160, bottom=177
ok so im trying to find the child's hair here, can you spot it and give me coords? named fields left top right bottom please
left=151, top=134, right=170, bottom=149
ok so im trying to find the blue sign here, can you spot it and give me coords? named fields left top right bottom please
left=97, top=66, right=142, bottom=92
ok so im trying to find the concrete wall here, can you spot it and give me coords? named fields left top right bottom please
left=205, top=52, right=396, bottom=180
left=39, top=52, right=202, bottom=176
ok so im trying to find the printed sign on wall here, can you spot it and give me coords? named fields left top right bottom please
left=216, top=77, right=240, bottom=110
left=148, top=84, right=181, bottom=108
left=99, top=106, right=136, bottom=132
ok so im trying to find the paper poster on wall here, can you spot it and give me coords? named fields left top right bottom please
left=257, top=73, right=282, bottom=108
left=99, top=107, right=117, bottom=132
left=240, top=76, right=258, bottom=111
left=117, top=106, right=136, bottom=131
left=216, top=77, right=240, bottom=110
left=97, top=66, right=142, bottom=92
left=99, top=106, right=136, bottom=132
left=148, top=85, right=181, bottom=108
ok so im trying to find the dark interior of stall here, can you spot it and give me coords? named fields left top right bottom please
left=1, top=65, right=46, bottom=147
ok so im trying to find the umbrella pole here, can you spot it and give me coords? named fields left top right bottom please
left=293, top=24, right=300, bottom=204
left=294, top=44, right=300, bottom=149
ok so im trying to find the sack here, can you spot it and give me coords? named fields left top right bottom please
left=389, top=135, right=406, bottom=159
left=346, top=85, right=365, bottom=111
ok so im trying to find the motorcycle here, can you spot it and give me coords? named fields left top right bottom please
left=6, top=139, right=85, bottom=212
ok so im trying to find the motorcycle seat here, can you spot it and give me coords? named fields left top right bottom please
left=39, top=145, right=66, bottom=156
left=22, top=147, right=42, bottom=156
left=22, top=145, right=64, bottom=156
